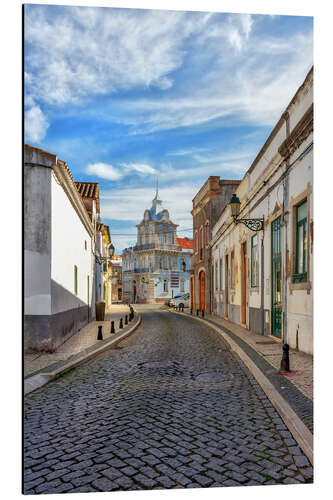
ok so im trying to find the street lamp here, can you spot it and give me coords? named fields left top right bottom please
left=94, top=242, right=115, bottom=264
left=108, top=243, right=115, bottom=259
left=229, top=193, right=264, bottom=231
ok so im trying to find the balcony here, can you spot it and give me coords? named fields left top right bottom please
left=133, top=243, right=182, bottom=252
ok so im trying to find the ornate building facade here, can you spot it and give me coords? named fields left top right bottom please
left=122, top=190, right=193, bottom=304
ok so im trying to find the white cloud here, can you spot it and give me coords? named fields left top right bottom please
left=121, top=163, right=157, bottom=175
left=85, top=161, right=157, bottom=181
left=25, top=105, right=49, bottom=143
left=25, top=6, right=211, bottom=106
left=24, top=7, right=313, bottom=140
left=109, top=26, right=312, bottom=133
left=86, top=162, right=123, bottom=181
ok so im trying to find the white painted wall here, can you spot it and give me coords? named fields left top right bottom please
left=51, top=175, right=93, bottom=314
left=24, top=164, right=52, bottom=316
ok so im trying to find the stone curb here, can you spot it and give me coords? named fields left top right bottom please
left=170, top=308, right=313, bottom=466
left=24, top=311, right=142, bottom=396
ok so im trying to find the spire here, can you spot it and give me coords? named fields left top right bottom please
left=152, top=177, right=161, bottom=202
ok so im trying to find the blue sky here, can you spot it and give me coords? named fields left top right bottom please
left=24, top=4, right=313, bottom=252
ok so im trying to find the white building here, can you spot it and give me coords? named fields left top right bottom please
left=24, top=145, right=97, bottom=352
left=211, top=67, right=313, bottom=355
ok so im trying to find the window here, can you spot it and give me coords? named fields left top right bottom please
left=251, top=234, right=259, bottom=287
left=194, top=231, right=198, bottom=252
left=163, top=279, right=168, bottom=292
left=293, top=200, right=307, bottom=283
left=180, top=279, right=185, bottom=293
left=74, top=265, right=78, bottom=295
left=199, top=227, right=203, bottom=260
left=219, top=258, right=223, bottom=290
left=230, top=251, right=235, bottom=288
left=84, top=240, right=87, bottom=250
left=205, top=222, right=209, bottom=245
left=181, top=259, right=186, bottom=272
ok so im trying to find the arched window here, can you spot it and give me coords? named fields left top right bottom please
left=199, top=227, right=203, bottom=260
left=205, top=221, right=209, bottom=245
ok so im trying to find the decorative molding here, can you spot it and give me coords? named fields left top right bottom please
left=278, top=104, right=313, bottom=159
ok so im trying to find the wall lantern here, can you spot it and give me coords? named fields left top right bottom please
left=229, top=193, right=264, bottom=231
left=108, top=243, right=115, bottom=259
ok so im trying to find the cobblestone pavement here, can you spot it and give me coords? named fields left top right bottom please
left=24, top=306, right=313, bottom=494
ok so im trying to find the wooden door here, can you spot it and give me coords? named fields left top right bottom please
left=199, top=271, right=205, bottom=311
left=271, top=216, right=282, bottom=338
left=241, top=242, right=247, bottom=325
left=225, top=255, right=229, bottom=318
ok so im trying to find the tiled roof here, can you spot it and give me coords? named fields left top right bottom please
left=75, top=182, right=100, bottom=212
left=176, top=237, right=193, bottom=249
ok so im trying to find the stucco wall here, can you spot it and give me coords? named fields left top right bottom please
left=24, top=165, right=52, bottom=316
left=51, top=174, right=93, bottom=314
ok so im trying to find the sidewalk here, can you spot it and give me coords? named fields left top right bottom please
left=24, top=303, right=132, bottom=378
left=180, top=309, right=313, bottom=401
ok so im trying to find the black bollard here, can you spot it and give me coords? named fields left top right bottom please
left=97, top=325, right=103, bottom=340
left=280, top=343, right=290, bottom=372
left=129, top=313, right=132, bottom=322
left=181, top=304, right=184, bottom=312
left=196, top=309, right=199, bottom=316
left=119, top=317, right=123, bottom=329
left=110, top=321, right=115, bottom=334
left=202, top=309, right=204, bottom=318
left=125, top=315, right=128, bottom=325
left=190, top=308, right=192, bottom=315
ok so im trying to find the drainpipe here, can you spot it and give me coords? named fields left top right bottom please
left=283, top=112, right=290, bottom=345
left=261, top=236, right=265, bottom=335
left=283, top=160, right=290, bottom=344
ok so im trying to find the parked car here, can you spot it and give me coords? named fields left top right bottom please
left=170, top=293, right=190, bottom=308
left=165, top=295, right=182, bottom=307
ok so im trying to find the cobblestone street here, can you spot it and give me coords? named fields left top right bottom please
left=24, top=306, right=313, bottom=494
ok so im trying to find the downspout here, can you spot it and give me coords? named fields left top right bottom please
left=282, top=112, right=290, bottom=344
left=283, top=159, right=289, bottom=344
left=261, top=235, right=265, bottom=335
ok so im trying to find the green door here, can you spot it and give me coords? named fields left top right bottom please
left=271, top=216, right=282, bottom=338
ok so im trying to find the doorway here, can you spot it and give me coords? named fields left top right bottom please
left=271, top=216, right=282, bottom=339
left=199, top=270, right=205, bottom=312
left=241, top=242, right=247, bottom=325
